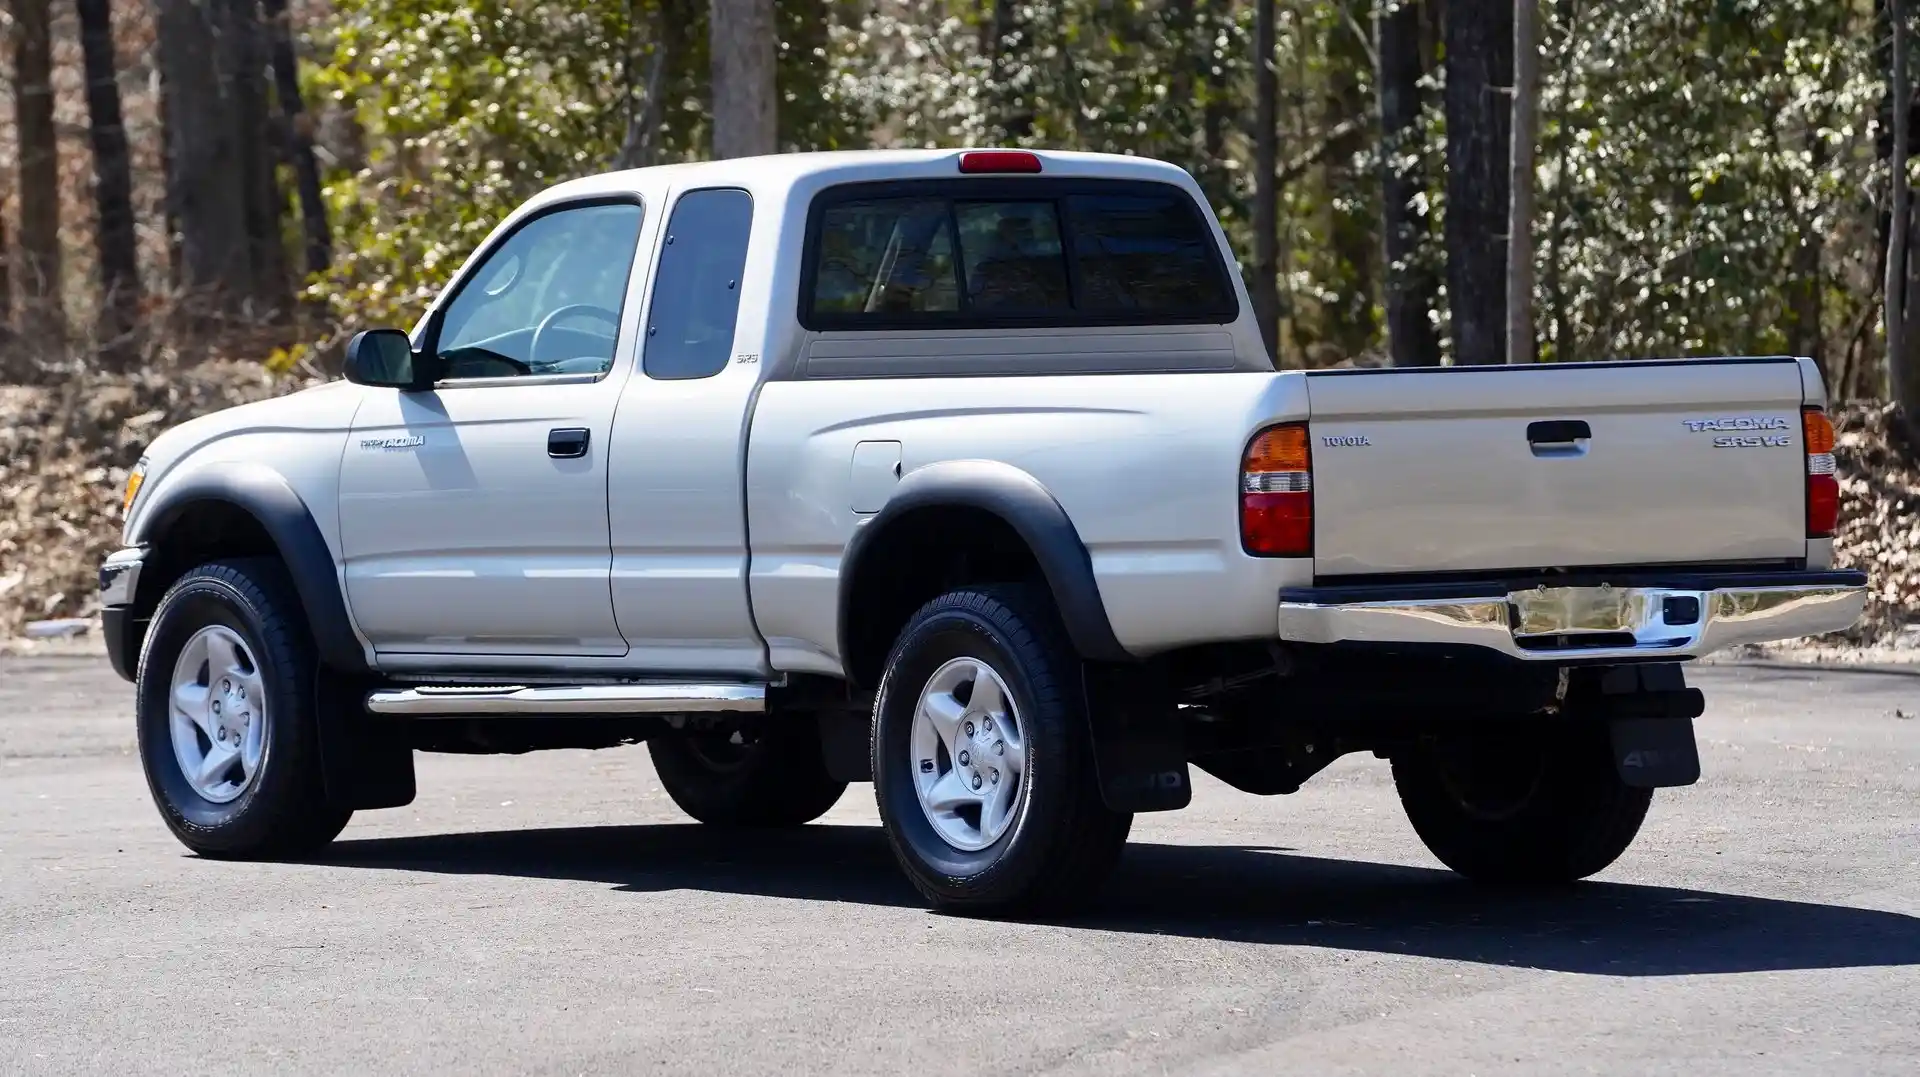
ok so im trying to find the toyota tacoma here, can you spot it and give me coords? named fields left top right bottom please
left=101, top=149, right=1868, bottom=914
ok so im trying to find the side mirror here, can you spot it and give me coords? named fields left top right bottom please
left=343, top=329, right=434, bottom=390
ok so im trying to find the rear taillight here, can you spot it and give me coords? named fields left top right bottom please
left=1803, top=407, right=1838, bottom=539
left=1242, top=423, right=1312, bottom=556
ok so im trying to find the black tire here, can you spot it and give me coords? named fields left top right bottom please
left=872, top=585, right=1132, bottom=916
left=1391, top=721, right=1653, bottom=884
left=649, top=720, right=847, bottom=827
left=135, top=559, right=351, bottom=858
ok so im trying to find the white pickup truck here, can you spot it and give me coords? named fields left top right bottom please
left=102, top=149, right=1867, bottom=915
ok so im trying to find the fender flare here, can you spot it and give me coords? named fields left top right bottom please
left=133, top=464, right=371, bottom=675
left=836, top=460, right=1131, bottom=683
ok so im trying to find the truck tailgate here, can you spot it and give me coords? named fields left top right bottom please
left=1303, top=358, right=1811, bottom=577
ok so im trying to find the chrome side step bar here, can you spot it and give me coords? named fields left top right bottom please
left=365, top=683, right=766, bottom=717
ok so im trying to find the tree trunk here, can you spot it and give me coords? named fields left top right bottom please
left=1443, top=0, right=1513, bottom=364
left=156, top=0, right=251, bottom=323
left=262, top=0, right=330, bottom=275
left=1251, top=0, right=1279, bottom=360
left=12, top=0, right=64, bottom=345
left=77, top=0, right=143, bottom=364
left=220, top=0, right=291, bottom=316
left=709, top=0, right=777, bottom=158
left=619, top=9, right=672, bottom=169
left=1324, top=0, right=1375, bottom=357
left=1891, top=0, right=1920, bottom=433
left=1506, top=0, right=1537, bottom=363
left=1376, top=0, right=1441, bottom=367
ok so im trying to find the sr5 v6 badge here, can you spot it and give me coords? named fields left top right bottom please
left=1683, top=416, right=1792, bottom=449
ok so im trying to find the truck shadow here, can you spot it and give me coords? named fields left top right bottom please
left=319, top=822, right=1920, bottom=977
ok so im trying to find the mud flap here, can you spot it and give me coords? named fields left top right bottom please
left=1082, top=663, right=1191, bottom=812
left=316, top=674, right=417, bottom=810
left=1609, top=717, right=1701, bottom=789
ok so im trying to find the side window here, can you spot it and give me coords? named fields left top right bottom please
left=642, top=189, right=754, bottom=380
left=435, top=201, right=645, bottom=380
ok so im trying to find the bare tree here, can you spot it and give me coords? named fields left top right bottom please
left=1507, top=0, right=1538, bottom=363
left=262, top=0, right=332, bottom=275
left=1377, top=0, right=1441, bottom=367
left=709, top=0, right=776, bottom=158
left=1444, top=0, right=1514, bottom=364
left=77, top=0, right=142, bottom=363
left=618, top=1, right=672, bottom=169
left=1891, top=0, right=1919, bottom=432
left=12, top=0, right=63, bottom=344
left=155, top=0, right=251, bottom=321
left=1251, top=0, right=1279, bottom=359
left=221, top=0, right=290, bottom=315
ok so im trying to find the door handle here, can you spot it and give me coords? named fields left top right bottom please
left=547, top=428, right=590, bottom=459
left=1526, top=419, right=1590, bottom=457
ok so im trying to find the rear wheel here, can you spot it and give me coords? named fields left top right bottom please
left=649, top=720, right=847, bottom=827
left=135, top=559, right=351, bottom=858
left=1392, top=721, right=1652, bottom=884
left=873, top=586, right=1131, bottom=916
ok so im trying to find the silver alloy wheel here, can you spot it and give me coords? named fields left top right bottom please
left=910, top=657, right=1029, bottom=852
left=168, top=625, right=268, bottom=804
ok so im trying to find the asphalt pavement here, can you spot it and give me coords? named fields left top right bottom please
left=3, top=655, right=1917, bottom=1076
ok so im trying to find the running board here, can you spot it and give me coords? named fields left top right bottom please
left=364, top=683, right=766, bottom=717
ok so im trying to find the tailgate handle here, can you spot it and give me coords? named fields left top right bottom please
left=1527, top=420, right=1591, bottom=456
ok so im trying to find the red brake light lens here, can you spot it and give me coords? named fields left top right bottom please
left=1242, top=424, right=1313, bottom=556
left=1803, top=407, right=1838, bottom=538
left=958, top=150, right=1043, bottom=174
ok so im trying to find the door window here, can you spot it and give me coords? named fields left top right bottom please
left=434, top=201, right=645, bottom=380
left=642, top=189, right=755, bottom=381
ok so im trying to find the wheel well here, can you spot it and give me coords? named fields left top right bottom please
left=135, top=499, right=283, bottom=619
left=842, top=505, right=1045, bottom=687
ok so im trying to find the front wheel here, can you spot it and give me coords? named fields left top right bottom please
left=872, top=586, right=1131, bottom=916
left=135, top=559, right=351, bottom=858
left=1392, top=721, right=1653, bottom=884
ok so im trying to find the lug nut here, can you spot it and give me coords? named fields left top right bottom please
left=990, top=770, right=1000, bottom=784
left=971, top=773, right=983, bottom=790
left=958, top=750, right=971, bottom=766
left=983, top=718, right=993, bottom=732
left=211, top=701, right=221, bottom=715
left=964, top=721, right=975, bottom=737
left=222, top=679, right=231, bottom=692
left=994, top=741, right=1004, bottom=756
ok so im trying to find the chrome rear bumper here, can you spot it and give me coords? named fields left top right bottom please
left=1277, top=571, right=1867, bottom=662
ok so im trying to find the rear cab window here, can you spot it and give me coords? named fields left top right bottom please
left=802, top=179, right=1237, bottom=330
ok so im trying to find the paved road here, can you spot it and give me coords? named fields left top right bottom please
left=3, top=656, right=1917, bottom=1076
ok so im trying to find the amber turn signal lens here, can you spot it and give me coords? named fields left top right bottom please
left=122, top=469, right=144, bottom=513
left=1245, top=424, right=1311, bottom=474
left=1802, top=408, right=1835, bottom=455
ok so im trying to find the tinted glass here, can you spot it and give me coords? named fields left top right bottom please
left=643, top=189, right=754, bottom=380
left=436, top=202, right=644, bottom=379
left=1064, top=193, right=1232, bottom=314
left=954, top=201, right=1071, bottom=312
left=814, top=199, right=959, bottom=315
left=804, top=182, right=1235, bottom=326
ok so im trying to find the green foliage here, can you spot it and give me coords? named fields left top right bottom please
left=1538, top=0, right=1882, bottom=372
left=295, top=0, right=1895, bottom=380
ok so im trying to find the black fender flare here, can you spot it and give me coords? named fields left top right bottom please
left=836, top=459, right=1132, bottom=682
left=133, top=464, right=371, bottom=676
